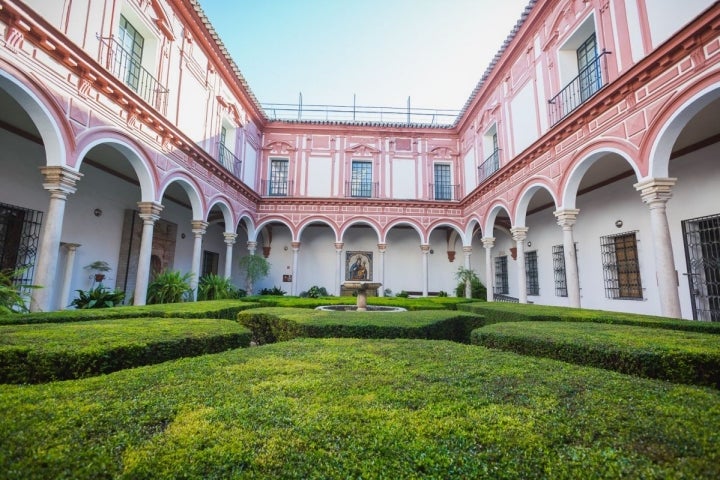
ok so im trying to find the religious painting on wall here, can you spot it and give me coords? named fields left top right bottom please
left=345, top=251, right=373, bottom=281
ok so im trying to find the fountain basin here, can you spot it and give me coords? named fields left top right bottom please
left=315, top=305, right=406, bottom=312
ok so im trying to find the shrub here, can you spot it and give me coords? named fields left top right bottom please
left=396, top=290, right=409, bottom=298
left=1, top=339, right=719, bottom=478
left=197, top=274, right=239, bottom=301
left=0, top=318, right=251, bottom=383
left=237, top=254, right=270, bottom=294
left=69, top=285, right=126, bottom=309
left=302, top=285, right=328, bottom=298
left=260, top=286, right=286, bottom=296
left=472, top=321, right=720, bottom=388
left=146, top=270, right=193, bottom=304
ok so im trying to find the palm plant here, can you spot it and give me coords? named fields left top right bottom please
left=146, top=270, right=194, bottom=304
left=197, top=274, right=238, bottom=301
left=0, top=267, right=40, bottom=314
left=70, top=285, right=125, bottom=309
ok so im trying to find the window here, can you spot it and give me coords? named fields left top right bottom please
left=682, top=213, right=720, bottom=321
left=350, top=161, right=373, bottom=197
left=269, top=159, right=289, bottom=196
left=552, top=245, right=568, bottom=297
left=494, top=256, right=509, bottom=295
left=433, top=164, right=452, bottom=200
left=600, top=232, right=643, bottom=299
left=576, top=34, right=601, bottom=102
left=479, top=125, right=500, bottom=182
left=525, top=250, right=539, bottom=296
left=0, top=202, right=42, bottom=291
left=202, top=250, right=219, bottom=277
left=118, top=15, right=144, bottom=91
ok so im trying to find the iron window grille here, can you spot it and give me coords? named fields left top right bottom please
left=600, top=231, right=643, bottom=299
left=349, top=161, right=373, bottom=197
left=525, top=250, right=539, bottom=296
left=494, top=256, right=509, bottom=295
left=553, top=244, right=568, bottom=297
left=682, top=213, right=720, bottom=321
left=0, top=202, right=43, bottom=288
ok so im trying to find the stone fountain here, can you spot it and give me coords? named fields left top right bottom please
left=314, top=281, right=406, bottom=312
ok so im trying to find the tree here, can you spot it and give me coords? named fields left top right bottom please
left=455, top=266, right=480, bottom=299
left=237, top=254, right=270, bottom=294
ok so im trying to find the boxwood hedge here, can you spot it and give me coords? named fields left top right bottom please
left=0, top=300, right=262, bottom=325
left=472, top=321, right=720, bottom=388
left=237, top=307, right=485, bottom=344
left=0, top=318, right=251, bottom=383
left=249, top=295, right=473, bottom=310
left=1, top=338, right=718, bottom=479
left=459, top=302, right=720, bottom=333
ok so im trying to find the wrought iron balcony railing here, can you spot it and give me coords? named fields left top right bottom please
left=217, top=142, right=242, bottom=177
left=478, top=149, right=500, bottom=183
left=548, top=50, right=610, bottom=126
left=98, top=36, right=169, bottom=114
left=429, top=183, right=460, bottom=201
left=262, top=179, right=293, bottom=197
left=345, top=181, right=379, bottom=198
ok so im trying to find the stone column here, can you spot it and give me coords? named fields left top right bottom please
left=223, top=233, right=237, bottom=279
left=189, top=220, right=208, bottom=300
left=511, top=227, right=529, bottom=304
left=462, top=245, right=472, bottom=298
left=291, top=241, right=301, bottom=296
left=247, top=241, right=257, bottom=256
left=482, top=237, right=495, bottom=302
left=420, top=244, right=430, bottom=297
left=334, top=242, right=344, bottom=296
left=377, top=243, right=387, bottom=297
left=554, top=209, right=581, bottom=308
left=634, top=178, right=681, bottom=318
left=58, top=242, right=81, bottom=310
left=31, top=166, right=83, bottom=312
left=133, top=201, right=163, bottom=306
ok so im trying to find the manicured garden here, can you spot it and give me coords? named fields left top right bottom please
left=0, top=296, right=719, bottom=478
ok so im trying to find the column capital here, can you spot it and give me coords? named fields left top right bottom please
left=553, top=208, right=580, bottom=227
left=481, top=236, right=495, bottom=249
left=191, top=220, right=209, bottom=236
left=462, top=245, right=472, bottom=254
left=137, top=201, right=163, bottom=222
left=377, top=243, right=387, bottom=253
left=40, top=166, right=83, bottom=197
left=510, top=227, right=529, bottom=242
left=223, top=232, right=238, bottom=245
left=634, top=177, right=676, bottom=205
left=61, top=242, right=82, bottom=251
left=291, top=241, right=301, bottom=251
left=420, top=244, right=431, bottom=254
left=334, top=242, right=344, bottom=251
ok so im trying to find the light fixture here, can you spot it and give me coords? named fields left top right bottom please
left=615, top=220, right=623, bottom=228
left=181, top=233, right=186, bottom=239
left=93, top=208, right=102, bottom=217
left=284, top=245, right=289, bottom=251
left=429, top=249, right=434, bottom=254
left=527, top=241, right=532, bottom=247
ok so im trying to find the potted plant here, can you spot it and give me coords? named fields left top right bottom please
left=84, top=261, right=112, bottom=284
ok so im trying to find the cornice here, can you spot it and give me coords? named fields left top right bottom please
left=257, top=196, right=462, bottom=211
left=0, top=0, right=260, bottom=205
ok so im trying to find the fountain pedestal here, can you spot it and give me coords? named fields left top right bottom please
left=342, top=282, right=382, bottom=312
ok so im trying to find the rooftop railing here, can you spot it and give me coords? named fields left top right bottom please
left=548, top=50, right=610, bottom=126
left=98, top=36, right=169, bottom=114
left=262, top=96, right=459, bottom=126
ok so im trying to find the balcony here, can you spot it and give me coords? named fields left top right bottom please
left=217, top=143, right=242, bottom=177
left=478, top=149, right=500, bottom=183
left=345, top=181, right=379, bottom=199
left=548, top=50, right=609, bottom=126
left=429, top=183, right=460, bottom=201
left=262, top=180, right=293, bottom=197
left=98, top=36, right=169, bottom=114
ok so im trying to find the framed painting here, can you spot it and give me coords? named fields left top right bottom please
left=345, top=251, right=373, bottom=281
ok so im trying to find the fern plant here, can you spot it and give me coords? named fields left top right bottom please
left=146, top=270, right=194, bottom=304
